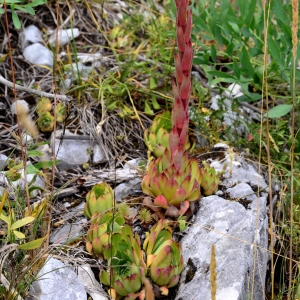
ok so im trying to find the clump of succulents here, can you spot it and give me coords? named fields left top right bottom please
left=36, top=97, right=66, bottom=132
left=86, top=211, right=126, bottom=260
left=200, top=161, right=221, bottom=196
left=100, top=225, right=146, bottom=299
left=143, top=219, right=183, bottom=295
left=84, top=182, right=114, bottom=219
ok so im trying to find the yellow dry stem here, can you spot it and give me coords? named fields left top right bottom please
left=210, top=244, right=217, bottom=300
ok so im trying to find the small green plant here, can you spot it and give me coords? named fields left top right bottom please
left=200, top=161, right=221, bottom=196
left=0, top=0, right=47, bottom=29
left=36, top=98, right=66, bottom=132
left=137, top=208, right=152, bottom=224
left=37, top=111, right=54, bottom=132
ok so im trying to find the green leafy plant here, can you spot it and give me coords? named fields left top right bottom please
left=0, top=189, right=46, bottom=249
left=0, top=0, right=47, bottom=29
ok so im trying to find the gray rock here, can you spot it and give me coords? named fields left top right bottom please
left=226, top=182, right=256, bottom=201
left=21, top=25, right=43, bottom=49
left=123, top=158, right=142, bottom=170
left=0, top=154, right=8, bottom=171
left=115, top=178, right=142, bottom=201
left=176, top=195, right=268, bottom=300
left=29, top=257, right=87, bottom=300
left=77, top=265, right=108, bottom=300
left=23, top=43, right=53, bottom=67
left=93, top=144, right=106, bottom=164
left=210, top=155, right=267, bottom=190
left=49, top=28, right=80, bottom=47
left=50, top=223, right=83, bottom=244
left=176, top=149, right=269, bottom=300
left=51, top=129, right=91, bottom=170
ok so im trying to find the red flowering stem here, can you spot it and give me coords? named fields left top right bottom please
left=169, top=0, right=193, bottom=169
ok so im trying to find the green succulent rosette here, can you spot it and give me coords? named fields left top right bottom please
left=143, top=219, right=183, bottom=293
left=86, top=211, right=125, bottom=260
left=142, top=148, right=202, bottom=214
left=37, top=111, right=54, bottom=132
left=84, top=182, right=114, bottom=219
left=36, top=97, right=52, bottom=116
left=55, top=102, right=67, bottom=123
left=100, top=225, right=146, bottom=299
left=200, top=161, right=220, bottom=196
left=144, top=111, right=172, bottom=158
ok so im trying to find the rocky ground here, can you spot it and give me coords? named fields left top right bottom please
left=0, top=1, right=275, bottom=300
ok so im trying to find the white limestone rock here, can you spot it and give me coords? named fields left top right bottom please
left=176, top=194, right=268, bottom=300
left=115, top=178, right=142, bottom=201
left=29, top=257, right=87, bottom=300
left=21, top=25, right=43, bottom=49
left=77, top=265, right=109, bottom=300
left=23, top=43, right=53, bottom=67
left=49, top=28, right=80, bottom=47
left=175, top=148, right=269, bottom=300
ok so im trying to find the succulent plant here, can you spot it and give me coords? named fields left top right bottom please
left=100, top=225, right=146, bottom=299
left=142, top=148, right=202, bottom=215
left=144, top=111, right=172, bottom=158
left=36, top=97, right=52, bottom=116
left=86, top=211, right=125, bottom=260
left=144, top=111, right=192, bottom=158
left=84, top=182, right=114, bottom=219
left=200, top=161, right=220, bottom=196
left=37, top=112, right=54, bottom=132
left=138, top=208, right=152, bottom=224
left=143, top=219, right=183, bottom=294
left=55, top=102, right=67, bottom=123
left=142, top=1, right=204, bottom=213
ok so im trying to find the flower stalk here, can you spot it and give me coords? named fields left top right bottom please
left=142, top=0, right=202, bottom=213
